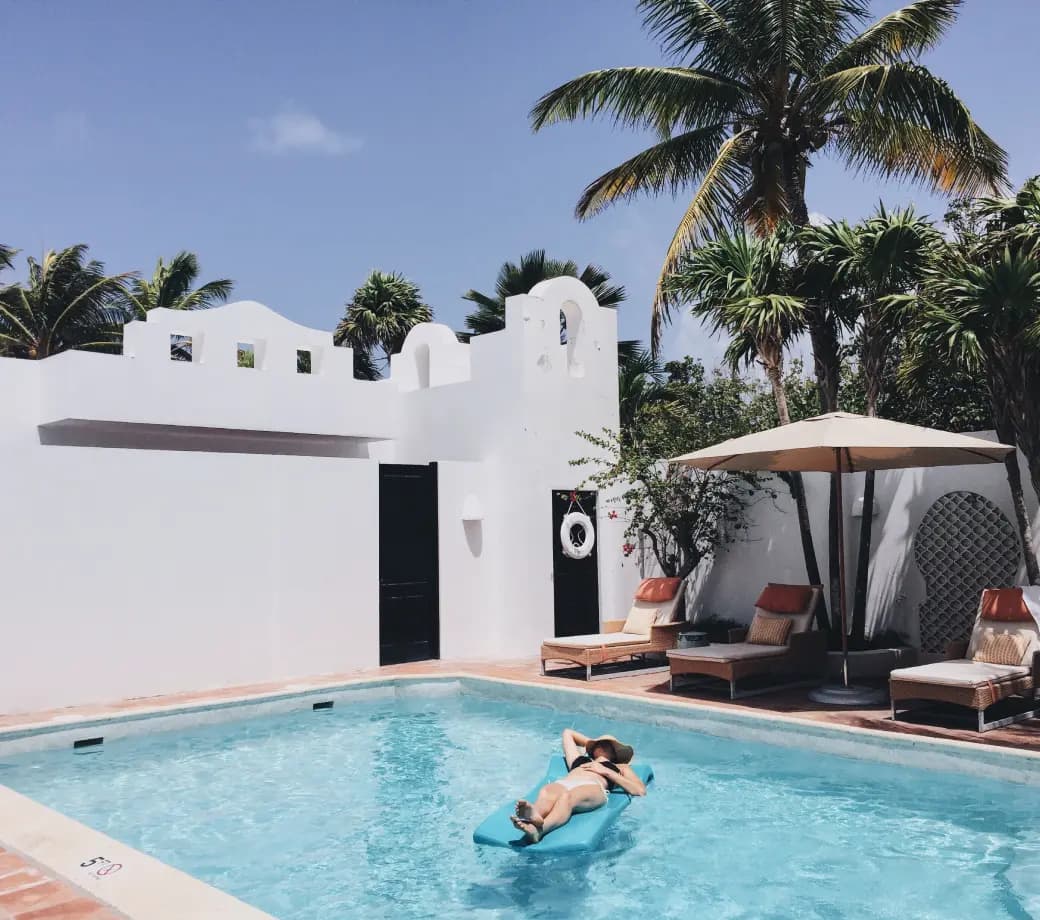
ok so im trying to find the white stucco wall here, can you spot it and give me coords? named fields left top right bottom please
left=0, top=278, right=626, bottom=713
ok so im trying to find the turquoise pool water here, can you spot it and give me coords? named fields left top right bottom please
left=3, top=686, right=1040, bottom=919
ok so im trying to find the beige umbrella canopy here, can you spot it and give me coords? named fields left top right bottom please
left=671, top=412, right=1013, bottom=474
left=671, top=412, right=1015, bottom=702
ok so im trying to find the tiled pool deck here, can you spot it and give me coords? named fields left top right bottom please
left=4, top=657, right=1040, bottom=919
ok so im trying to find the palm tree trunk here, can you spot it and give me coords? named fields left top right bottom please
left=807, top=311, right=840, bottom=635
left=850, top=338, right=883, bottom=646
left=765, top=360, right=825, bottom=616
left=991, top=370, right=1040, bottom=584
left=850, top=470, right=874, bottom=646
left=994, top=407, right=1040, bottom=584
left=850, top=418, right=878, bottom=646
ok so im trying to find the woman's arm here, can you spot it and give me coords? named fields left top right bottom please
left=612, top=765, right=647, bottom=796
left=561, top=728, right=589, bottom=766
left=578, top=762, right=646, bottom=796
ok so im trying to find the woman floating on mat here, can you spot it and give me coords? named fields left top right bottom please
left=509, top=728, right=646, bottom=843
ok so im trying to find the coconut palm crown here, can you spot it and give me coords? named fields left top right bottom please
left=334, top=270, right=433, bottom=377
left=125, top=251, right=233, bottom=318
left=0, top=245, right=132, bottom=359
left=463, top=249, right=625, bottom=337
left=531, top=0, right=1007, bottom=350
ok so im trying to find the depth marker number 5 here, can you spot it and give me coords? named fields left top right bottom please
left=81, top=856, right=123, bottom=878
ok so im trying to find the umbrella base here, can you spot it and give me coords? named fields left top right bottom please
left=808, top=684, right=888, bottom=707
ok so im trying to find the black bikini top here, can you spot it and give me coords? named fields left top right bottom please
left=568, top=755, right=622, bottom=789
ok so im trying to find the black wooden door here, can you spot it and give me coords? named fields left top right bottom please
left=551, top=490, right=600, bottom=637
left=379, top=464, right=439, bottom=665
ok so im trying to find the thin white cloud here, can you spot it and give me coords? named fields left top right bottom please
left=247, top=108, right=362, bottom=157
left=808, top=211, right=831, bottom=227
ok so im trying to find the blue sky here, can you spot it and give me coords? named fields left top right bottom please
left=4, top=0, right=1038, bottom=366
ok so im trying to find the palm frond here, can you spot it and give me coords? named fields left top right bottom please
left=823, top=0, right=960, bottom=73
left=179, top=278, right=234, bottom=310
left=650, top=130, right=754, bottom=350
left=462, top=250, right=626, bottom=338
left=576, top=125, right=731, bottom=219
left=531, top=66, right=749, bottom=135
left=639, top=0, right=754, bottom=72
left=811, top=62, right=1007, bottom=195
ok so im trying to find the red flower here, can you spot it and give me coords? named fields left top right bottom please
left=607, top=510, right=618, bottom=520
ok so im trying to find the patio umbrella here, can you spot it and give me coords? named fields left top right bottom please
left=671, top=411, right=1015, bottom=704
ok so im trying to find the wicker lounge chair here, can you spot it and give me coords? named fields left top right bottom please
left=667, top=584, right=826, bottom=699
left=540, top=577, right=687, bottom=680
left=890, top=587, right=1040, bottom=731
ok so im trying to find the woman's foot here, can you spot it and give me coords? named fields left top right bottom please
left=510, top=814, right=543, bottom=843
left=515, top=800, right=543, bottom=826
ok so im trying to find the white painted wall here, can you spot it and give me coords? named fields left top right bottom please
left=0, top=279, right=625, bottom=713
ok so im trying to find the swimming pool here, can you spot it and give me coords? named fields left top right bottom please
left=3, top=682, right=1040, bottom=919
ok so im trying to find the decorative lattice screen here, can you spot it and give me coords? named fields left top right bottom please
left=913, top=490, right=1020, bottom=653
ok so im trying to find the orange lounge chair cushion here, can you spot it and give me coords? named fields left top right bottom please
left=979, top=587, right=1031, bottom=622
left=756, top=584, right=814, bottom=615
left=634, top=577, right=682, bottom=603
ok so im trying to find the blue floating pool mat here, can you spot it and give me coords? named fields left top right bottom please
left=472, top=754, right=653, bottom=855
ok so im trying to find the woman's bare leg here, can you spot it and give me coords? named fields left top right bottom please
left=512, top=786, right=605, bottom=842
left=516, top=784, right=561, bottom=827
left=540, top=787, right=604, bottom=834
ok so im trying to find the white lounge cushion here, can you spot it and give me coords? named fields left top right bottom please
left=622, top=605, right=658, bottom=636
left=890, top=659, right=1028, bottom=688
left=667, top=643, right=787, bottom=663
left=547, top=632, right=653, bottom=648
left=628, top=596, right=684, bottom=626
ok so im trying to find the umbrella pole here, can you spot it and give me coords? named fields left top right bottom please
left=834, top=449, right=850, bottom=688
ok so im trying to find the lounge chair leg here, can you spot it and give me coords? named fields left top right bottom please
left=978, top=709, right=986, bottom=733
left=540, top=660, right=546, bottom=676
left=586, top=664, right=592, bottom=681
left=729, top=679, right=737, bottom=700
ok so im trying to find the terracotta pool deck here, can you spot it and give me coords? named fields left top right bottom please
left=4, top=657, right=1040, bottom=919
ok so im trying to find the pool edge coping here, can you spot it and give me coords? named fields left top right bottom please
left=5, top=670, right=1040, bottom=767
left=0, top=785, right=274, bottom=920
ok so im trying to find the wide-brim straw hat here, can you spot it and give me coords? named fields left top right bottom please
left=585, top=734, right=634, bottom=764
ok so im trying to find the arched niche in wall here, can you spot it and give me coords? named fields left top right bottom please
left=413, top=343, right=431, bottom=389
left=559, top=299, right=585, bottom=379
left=913, top=490, right=1020, bottom=653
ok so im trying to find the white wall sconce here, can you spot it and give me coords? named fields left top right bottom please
left=461, top=494, right=484, bottom=521
left=851, top=496, right=880, bottom=518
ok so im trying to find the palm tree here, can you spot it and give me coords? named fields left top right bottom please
left=0, top=245, right=133, bottom=359
left=667, top=229, right=827, bottom=625
left=531, top=0, right=1007, bottom=352
left=0, top=244, right=15, bottom=274
left=803, top=206, right=939, bottom=642
left=463, top=249, right=626, bottom=337
left=618, top=342, right=667, bottom=440
left=124, top=251, right=233, bottom=318
left=334, top=270, right=433, bottom=378
left=906, top=237, right=1040, bottom=585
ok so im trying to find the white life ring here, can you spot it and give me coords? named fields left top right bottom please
left=560, top=511, right=596, bottom=560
